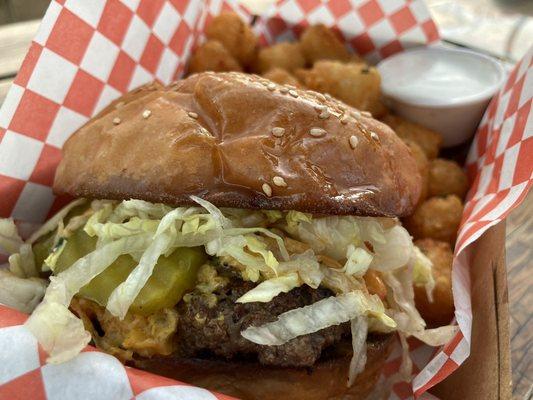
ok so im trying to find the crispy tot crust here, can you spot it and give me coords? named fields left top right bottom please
left=428, top=158, right=469, bottom=199
left=262, top=68, right=303, bottom=87
left=382, top=115, right=442, bottom=159
left=404, top=195, right=464, bottom=245
left=188, top=40, right=242, bottom=74
left=252, top=42, right=306, bottom=74
left=296, top=61, right=387, bottom=118
left=299, top=24, right=351, bottom=64
left=205, top=12, right=258, bottom=66
left=414, top=239, right=454, bottom=326
left=404, top=140, right=429, bottom=204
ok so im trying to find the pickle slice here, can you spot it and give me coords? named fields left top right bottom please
left=130, top=247, right=206, bottom=315
left=45, top=228, right=206, bottom=314
left=79, top=254, right=136, bottom=306
left=53, top=228, right=97, bottom=274
left=32, top=202, right=92, bottom=274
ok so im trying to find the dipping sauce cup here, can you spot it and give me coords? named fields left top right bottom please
left=378, top=47, right=506, bottom=147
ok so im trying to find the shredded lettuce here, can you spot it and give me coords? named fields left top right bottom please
left=207, top=235, right=277, bottom=278
left=237, top=273, right=300, bottom=303
left=285, top=210, right=312, bottom=230
left=282, top=214, right=413, bottom=273
left=26, top=300, right=92, bottom=363
left=413, top=325, right=459, bottom=346
left=365, top=224, right=412, bottom=272
left=412, top=246, right=435, bottom=302
left=0, top=270, right=46, bottom=313
left=278, top=250, right=323, bottom=288
left=105, top=208, right=193, bottom=318
left=321, top=266, right=363, bottom=294
left=284, top=214, right=361, bottom=260
left=397, top=332, right=414, bottom=382
left=28, top=199, right=87, bottom=244
left=1, top=195, right=457, bottom=371
left=8, top=243, right=37, bottom=278
left=383, top=266, right=456, bottom=347
left=241, top=291, right=395, bottom=346
left=85, top=217, right=159, bottom=240
left=382, top=267, right=426, bottom=333
left=112, top=199, right=172, bottom=220
left=0, top=219, right=37, bottom=278
left=25, top=234, right=152, bottom=362
left=191, top=195, right=230, bottom=228
left=348, top=316, right=368, bottom=386
left=343, top=245, right=373, bottom=276
left=43, top=240, right=66, bottom=272
left=224, top=227, right=289, bottom=261
left=0, top=218, right=24, bottom=255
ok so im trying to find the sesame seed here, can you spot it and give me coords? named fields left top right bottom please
left=325, top=93, right=332, bottom=100
left=370, top=132, right=380, bottom=141
left=188, top=112, right=199, bottom=119
left=314, top=104, right=326, bottom=111
left=198, top=127, right=213, bottom=137
left=351, top=110, right=361, bottom=118
left=349, top=135, right=358, bottom=149
left=262, top=183, right=272, bottom=197
left=361, top=111, right=372, bottom=117
left=273, top=176, right=287, bottom=187
left=340, top=115, right=349, bottom=124
left=289, top=90, right=298, bottom=98
left=267, top=83, right=276, bottom=91
left=315, top=93, right=326, bottom=102
left=280, top=87, right=289, bottom=94
left=309, top=127, right=326, bottom=137
left=261, top=80, right=269, bottom=86
left=318, top=109, right=330, bottom=119
left=142, top=109, right=151, bottom=119
left=113, top=117, right=121, bottom=125
left=271, top=127, right=285, bottom=137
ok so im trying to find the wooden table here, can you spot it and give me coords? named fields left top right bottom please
left=0, top=17, right=531, bottom=400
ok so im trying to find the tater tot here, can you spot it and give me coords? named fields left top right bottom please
left=262, top=68, right=303, bottom=87
left=414, top=239, right=454, bottom=327
left=404, top=195, right=463, bottom=245
left=252, top=42, right=306, bottom=74
left=382, top=115, right=442, bottom=159
left=429, top=158, right=469, bottom=199
left=404, top=140, right=429, bottom=204
left=299, top=24, right=351, bottom=64
left=188, top=40, right=242, bottom=74
left=295, top=61, right=387, bottom=118
left=205, top=12, right=258, bottom=66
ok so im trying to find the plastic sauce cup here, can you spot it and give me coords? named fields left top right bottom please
left=377, top=47, right=505, bottom=147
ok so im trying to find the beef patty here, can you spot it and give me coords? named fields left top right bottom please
left=175, top=276, right=349, bottom=368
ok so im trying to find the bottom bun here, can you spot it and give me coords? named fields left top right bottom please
left=133, top=335, right=393, bottom=400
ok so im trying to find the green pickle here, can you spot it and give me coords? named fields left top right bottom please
left=33, top=231, right=55, bottom=272
left=33, top=202, right=92, bottom=273
left=36, top=227, right=206, bottom=315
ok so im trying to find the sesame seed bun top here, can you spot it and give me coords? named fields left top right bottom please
left=53, top=72, right=421, bottom=217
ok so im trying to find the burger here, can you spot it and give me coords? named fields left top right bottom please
left=0, top=72, right=455, bottom=399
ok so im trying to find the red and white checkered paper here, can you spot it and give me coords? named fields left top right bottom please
left=0, top=0, right=530, bottom=399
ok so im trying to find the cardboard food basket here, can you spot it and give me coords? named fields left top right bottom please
left=0, top=0, right=531, bottom=399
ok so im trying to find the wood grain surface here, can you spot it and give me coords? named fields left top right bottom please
left=506, top=192, right=532, bottom=399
